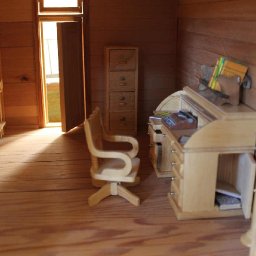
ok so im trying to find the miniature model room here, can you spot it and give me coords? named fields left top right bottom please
left=0, top=0, right=256, bottom=256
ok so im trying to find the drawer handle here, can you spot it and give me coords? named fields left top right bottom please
left=170, top=176, right=176, bottom=181
left=169, top=192, right=176, bottom=196
left=119, top=102, right=127, bottom=106
left=120, top=117, right=126, bottom=122
left=171, top=162, right=176, bottom=166
left=171, top=149, right=176, bottom=153
left=119, top=82, right=127, bottom=86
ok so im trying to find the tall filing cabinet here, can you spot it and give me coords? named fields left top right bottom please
left=105, top=47, right=138, bottom=135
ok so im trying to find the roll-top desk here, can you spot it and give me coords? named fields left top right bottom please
left=148, top=86, right=256, bottom=220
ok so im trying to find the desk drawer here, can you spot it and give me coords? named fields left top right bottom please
left=172, top=164, right=184, bottom=177
left=109, top=49, right=136, bottom=71
left=169, top=153, right=183, bottom=176
left=171, top=142, right=184, bottom=162
left=109, top=92, right=135, bottom=111
left=169, top=179, right=183, bottom=208
left=148, top=125, right=163, bottom=143
left=109, top=71, right=135, bottom=91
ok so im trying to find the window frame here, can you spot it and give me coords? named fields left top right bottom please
left=38, top=0, right=83, bottom=14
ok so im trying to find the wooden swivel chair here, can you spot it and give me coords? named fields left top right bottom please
left=84, top=107, right=140, bottom=206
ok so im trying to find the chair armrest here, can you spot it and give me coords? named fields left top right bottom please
left=91, top=147, right=132, bottom=177
left=103, top=133, right=139, bottom=158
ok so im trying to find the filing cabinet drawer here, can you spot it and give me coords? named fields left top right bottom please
left=109, top=92, right=135, bottom=111
left=109, top=71, right=135, bottom=91
left=109, top=49, right=136, bottom=71
left=109, top=112, right=135, bottom=131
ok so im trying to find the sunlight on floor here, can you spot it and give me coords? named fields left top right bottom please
left=2, top=127, right=63, bottom=154
left=0, top=128, right=65, bottom=181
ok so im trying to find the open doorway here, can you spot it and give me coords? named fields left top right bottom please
left=41, top=22, right=61, bottom=125
left=37, top=0, right=86, bottom=132
left=38, top=18, right=85, bottom=132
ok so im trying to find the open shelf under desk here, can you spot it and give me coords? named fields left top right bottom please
left=168, top=193, right=243, bottom=220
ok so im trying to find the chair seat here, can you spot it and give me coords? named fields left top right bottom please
left=92, top=157, right=140, bottom=183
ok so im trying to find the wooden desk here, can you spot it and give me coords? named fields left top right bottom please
left=148, top=86, right=256, bottom=220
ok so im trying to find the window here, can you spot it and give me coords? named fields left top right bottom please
left=38, top=0, right=83, bottom=13
left=44, top=0, right=78, bottom=7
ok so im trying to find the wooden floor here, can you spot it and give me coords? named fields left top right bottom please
left=0, top=127, right=250, bottom=256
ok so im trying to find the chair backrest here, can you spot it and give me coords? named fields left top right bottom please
left=84, top=107, right=104, bottom=171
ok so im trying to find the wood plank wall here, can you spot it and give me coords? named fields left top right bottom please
left=176, top=0, right=256, bottom=110
left=0, top=0, right=39, bottom=127
left=87, top=0, right=178, bottom=129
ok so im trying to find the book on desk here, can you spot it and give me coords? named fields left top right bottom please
left=215, top=193, right=242, bottom=210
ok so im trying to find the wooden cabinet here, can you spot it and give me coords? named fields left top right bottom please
left=148, top=86, right=256, bottom=220
left=105, top=47, right=138, bottom=135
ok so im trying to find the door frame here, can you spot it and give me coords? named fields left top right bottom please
left=36, top=13, right=86, bottom=128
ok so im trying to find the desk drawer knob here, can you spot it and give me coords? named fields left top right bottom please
left=169, top=192, right=176, bottom=196
left=171, top=149, right=176, bottom=153
left=170, top=176, right=176, bottom=181
left=171, top=161, right=176, bottom=166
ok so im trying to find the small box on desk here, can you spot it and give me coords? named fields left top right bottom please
left=162, top=111, right=198, bottom=130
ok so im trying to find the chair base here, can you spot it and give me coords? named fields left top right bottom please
left=88, top=182, right=140, bottom=206
left=91, top=177, right=140, bottom=188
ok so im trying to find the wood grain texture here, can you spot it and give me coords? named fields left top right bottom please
left=178, top=0, right=256, bottom=20
left=177, top=0, right=256, bottom=110
left=4, top=83, right=37, bottom=106
left=0, top=127, right=250, bottom=255
left=1, top=47, right=35, bottom=83
left=0, top=0, right=39, bottom=128
left=0, top=0, right=33, bottom=22
left=0, top=22, right=34, bottom=47
left=87, top=0, right=178, bottom=130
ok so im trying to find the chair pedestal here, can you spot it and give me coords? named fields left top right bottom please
left=91, top=177, right=140, bottom=188
left=88, top=182, right=140, bottom=206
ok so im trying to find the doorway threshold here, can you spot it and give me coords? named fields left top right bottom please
left=46, top=122, right=61, bottom=128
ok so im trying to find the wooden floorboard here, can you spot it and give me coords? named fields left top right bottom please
left=0, top=127, right=250, bottom=256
